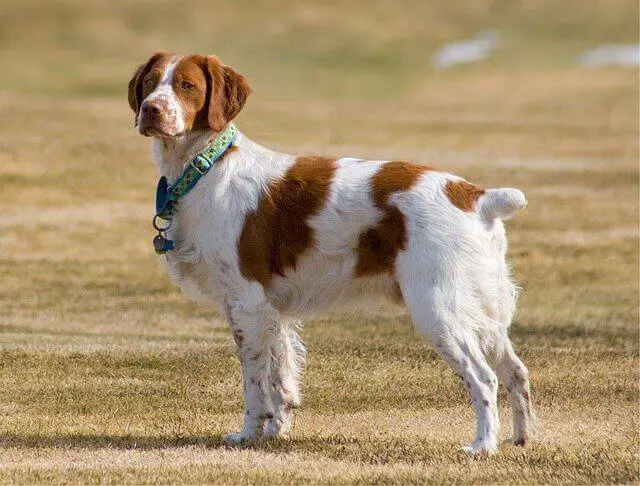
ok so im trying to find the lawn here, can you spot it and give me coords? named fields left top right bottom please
left=0, top=0, right=638, bottom=483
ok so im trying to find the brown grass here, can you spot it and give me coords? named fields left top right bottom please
left=0, top=0, right=638, bottom=483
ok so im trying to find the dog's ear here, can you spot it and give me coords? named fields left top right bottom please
left=127, top=51, right=172, bottom=123
left=203, top=56, right=252, bottom=132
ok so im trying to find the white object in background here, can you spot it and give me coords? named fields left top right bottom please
left=432, top=31, right=502, bottom=69
left=578, top=44, right=639, bottom=67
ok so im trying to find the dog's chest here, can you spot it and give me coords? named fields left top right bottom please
left=161, top=186, right=246, bottom=306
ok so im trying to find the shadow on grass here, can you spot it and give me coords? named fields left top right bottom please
left=0, top=324, right=229, bottom=343
left=0, top=432, right=228, bottom=451
left=0, top=432, right=365, bottom=453
left=513, top=322, right=638, bottom=350
left=0, top=432, right=466, bottom=465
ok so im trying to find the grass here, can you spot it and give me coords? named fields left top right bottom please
left=0, top=0, right=638, bottom=483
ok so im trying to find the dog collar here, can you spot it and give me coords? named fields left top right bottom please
left=152, top=124, right=237, bottom=254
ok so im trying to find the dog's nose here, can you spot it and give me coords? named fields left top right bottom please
left=142, top=102, right=161, bottom=117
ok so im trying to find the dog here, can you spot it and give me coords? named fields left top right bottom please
left=127, top=51, right=536, bottom=453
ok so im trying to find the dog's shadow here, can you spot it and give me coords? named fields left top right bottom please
left=0, top=432, right=516, bottom=464
left=0, top=431, right=336, bottom=454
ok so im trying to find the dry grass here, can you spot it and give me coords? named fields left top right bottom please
left=0, top=0, right=638, bottom=484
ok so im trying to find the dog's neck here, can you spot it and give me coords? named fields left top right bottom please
left=151, top=129, right=219, bottom=184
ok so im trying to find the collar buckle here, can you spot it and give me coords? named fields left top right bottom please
left=190, top=156, right=208, bottom=175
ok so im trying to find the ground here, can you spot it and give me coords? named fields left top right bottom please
left=0, top=0, right=638, bottom=483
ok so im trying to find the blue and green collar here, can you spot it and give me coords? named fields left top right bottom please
left=152, top=124, right=237, bottom=254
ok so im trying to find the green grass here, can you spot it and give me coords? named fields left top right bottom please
left=0, top=0, right=638, bottom=483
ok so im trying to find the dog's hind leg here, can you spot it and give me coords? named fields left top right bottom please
left=263, top=320, right=306, bottom=438
left=401, top=281, right=501, bottom=454
left=495, top=338, right=536, bottom=445
left=485, top=273, right=537, bottom=446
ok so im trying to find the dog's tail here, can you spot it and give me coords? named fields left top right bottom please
left=477, top=188, right=527, bottom=222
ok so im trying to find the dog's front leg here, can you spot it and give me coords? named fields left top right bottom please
left=263, top=321, right=305, bottom=438
left=223, top=287, right=280, bottom=443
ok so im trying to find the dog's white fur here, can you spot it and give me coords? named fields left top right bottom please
left=135, top=56, right=535, bottom=453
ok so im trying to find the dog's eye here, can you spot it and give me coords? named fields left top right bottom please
left=180, top=81, right=195, bottom=91
left=144, top=78, right=155, bottom=88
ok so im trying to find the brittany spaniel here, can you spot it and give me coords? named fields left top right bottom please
left=127, top=52, right=535, bottom=454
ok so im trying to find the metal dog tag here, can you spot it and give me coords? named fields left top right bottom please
left=153, top=234, right=174, bottom=254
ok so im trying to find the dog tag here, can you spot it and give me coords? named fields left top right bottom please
left=153, top=234, right=174, bottom=254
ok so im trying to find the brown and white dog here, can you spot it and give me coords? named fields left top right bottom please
left=127, top=52, right=536, bottom=453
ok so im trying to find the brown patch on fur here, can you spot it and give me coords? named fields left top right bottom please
left=194, top=55, right=252, bottom=132
left=127, top=51, right=173, bottom=122
left=355, top=161, right=431, bottom=276
left=172, top=55, right=252, bottom=132
left=238, top=156, right=337, bottom=287
left=444, top=179, right=485, bottom=212
left=172, top=56, right=209, bottom=130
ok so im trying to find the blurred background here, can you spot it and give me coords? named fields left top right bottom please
left=0, top=1, right=637, bottom=483
left=1, top=0, right=637, bottom=155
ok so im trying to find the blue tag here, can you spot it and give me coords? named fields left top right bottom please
left=153, top=234, right=174, bottom=254
left=156, top=176, right=169, bottom=214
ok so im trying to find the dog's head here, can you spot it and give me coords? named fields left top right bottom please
left=127, top=52, right=252, bottom=137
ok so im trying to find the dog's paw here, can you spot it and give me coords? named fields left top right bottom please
left=223, top=432, right=254, bottom=444
left=262, top=421, right=284, bottom=438
left=462, top=438, right=498, bottom=455
left=263, top=416, right=292, bottom=438
left=506, top=435, right=530, bottom=447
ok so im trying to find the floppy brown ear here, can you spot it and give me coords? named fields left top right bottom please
left=204, top=56, right=252, bottom=132
left=127, top=51, right=172, bottom=122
